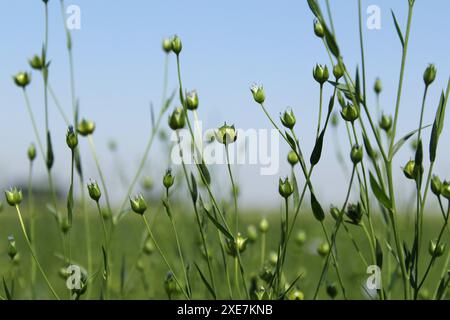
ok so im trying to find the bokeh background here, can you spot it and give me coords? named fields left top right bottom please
left=1, top=0, right=449, bottom=210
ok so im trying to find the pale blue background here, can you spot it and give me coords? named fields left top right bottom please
left=0, top=0, right=449, bottom=209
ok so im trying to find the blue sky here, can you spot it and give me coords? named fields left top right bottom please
left=0, top=0, right=449, bottom=209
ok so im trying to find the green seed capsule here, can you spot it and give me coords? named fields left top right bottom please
left=5, top=187, right=23, bottom=206
left=171, top=35, right=182, bottom=55
left=27, top=143, right=36, bottom=161
left=7, top=236, right=18, bottom=260
left=350, top=144, right=363, bottom=164
left=130, top=194, right=148, bottom=215
left=225, top=233, right=248, bottom=257
left=141, top=176, right=154, bottom=191
left=168, top=107, right=186, bottom=130
left=66, top=126, right=78, bottom=150
left=280, top=108, right=296, bottom=129
left=326, top=282, right=338, bottom=299
left=143, top=238, right=155, bottom=255
left=329, top=205, right=341, bottom=221
left=247, top=225, right=258, bottom=243
left=250, top=84, right=265, bottom=104
left=330, top=112, right=339, bottom=127
left=345, top=203, right=363, bottom=225
left=430, top=175, right=442, bottom=196
left=295, top=230, right=307, bottom=246
left=288, top=289, right=305, bottom=300
left=287, top=150, right=299, bottom=166
left=313, top=64, right=329, bottom=85
left=77, top=119, right=96, bottom=136
left=374, top=77, right=382, bottom=94
left=379, top=114, right=392, bottom=132
left=428, top=239, right=445, bottom=258
left=29, top=55, right=44, bottom=70
left=186, top=90, right=199, bottom=110
left=403, top=160, right=417, bottom=180
left=13, top=72, right=31, bottom=88
left=313, top=19, right=324, bottom=38
left=215, top=123, right=237, bottom=145
left=162, top=38, right=172, bottom=53
left=333, top=63, right=344, bottom=80
left=163, top=169, right=175, bottom=190
left=259, top=218, right=269, bottom=233
left=278, top=177, right=294, bottom=199
left=340, top=104, right=359, bottom=122
left=87, top=180, right=101, bottom=202
left=317, top=242, right=330, bottom=257
left=268, top=251, right=278, bottom=266
left=423, top=64, right=437, bottom=86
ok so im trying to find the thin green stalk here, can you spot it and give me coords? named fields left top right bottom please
left=141, top=215, right=190, bottom=299
left=15, top=205, right=60, bottom=300
left=28, top=160, right=37, bottom=299
left=225, top=145, right=238, bottom=234
left=260, top=231, right=266, bottom=269
left=316, top=84, right=324, bottom=139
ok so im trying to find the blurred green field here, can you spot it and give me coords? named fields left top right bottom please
left=0, top=198, right=447, bottom=300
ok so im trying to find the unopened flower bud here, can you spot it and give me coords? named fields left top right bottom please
left=143, top=238, right=155, bottom=255
left=326, top=282, right=338, bottom=299
left=162, top=38, right=172, bottom=53
left=330, top=112, right=339, bottom=127
left=226, top=233, right=248, bottom=257
left=7, top=236, right=18, bottom=260
left=247, top=225, right=258, bottom=243
left=330, top=205, right=341, bottom=221
left=130, top=194, right=147, bottom=215
left=288, top=289, right=305, bottom=300
left=171, top=35, right=182, bottom=55
left=163, top=169, right=175, bottom=190
left=441, top=181, right=450, bottom=200
left=77, top=119, right=96, bottom=136
left=423, top=64, right=437, bottom=86
left=317, top=242, right=330, bottom=257
left=186, top=90, right=199, bottom=110
left=215, top=123, right=237, bottom=145
left=374, top=77, right=382, bottom=94
left=141, top=176, right=154, bottom=191
left=280, top=108, right=296, bottom=129
left=5, top=187, right=23, bottom=206
left=278, top=177, right=294, bottom=199
left=250, top=84, right=265, bottom=104
left=295, top=230, right=306, bottom=246
left=428, top=239, right=445, bottom=258
left=379, top=114, right=392, bottom=132
left=87, top=180, right=101, bottom=202
left=259, top=218, right=269, bottom=233
left=345, top=203, right=363, bottom=225
left=287, top=150, right=299, bottom=166
left=403, top=160, right=417, bottom=180
left=350, top=144, right=363, bottom=164
left=66, top=126, right=78, bottom=150
left=313, top=64, right=329, bottom=85
left=168, top=107, right=186, bottom=130
left=29, top=55, right=44, bottom=70
left=313, top=19, right=324, bottom=38
left=333, top=63, right=344, bottom=80
left=27, top=143, right=36, bottom=161
left=340, top=104, right=359, bottom=122
left=431, top=175, right=442, bottom=196
left=13, top=72, right=31, bottom=88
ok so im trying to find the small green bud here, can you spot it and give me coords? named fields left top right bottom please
left=101, top=207, right=111, bottom=220
left=13, top=72, right=31, bottom=88
left=171, top=35, right=182, bottom=55
left=403, top=160, right=417, bottom=180
left=29, top=55, right=44, bottom=70
left=60, top=217, right=70, bottom=234
left=278, top=177, right=294, bottom=199
left=295, top=230, right=307, bottom=246
left=326, top=282, right=338, bottom=299
left=330, top=112, right=339, bottom=127
left=350, top=144, right=363, bottom=164
left=441, top=181, right=450, bottom=200
left=259, top=265, right=274, bottom=283
left=87, top=180, right=101, bottom=202
left=313, top=64, right=329, bottom=85
left=163, top=169, right=175, bottom=190
left=5, top=187, right=23, bottom=206
left=287, top=150, right=299, bottom=166
left=226, top=233, right=248, bottom=257
left=259, top=218, right=269, bottom=233
left=141, top=176, right=154, bottom=191
left=186, top=90, right=199, bottom=110
left=330, top=205, right=342, bottom=221
left=280, top=108, right=296, bottom=129
left=313, top=19, right=324, bottom=38
left=423, top=64, right=437, bottom=86
left=162, top=38, right=172, bottom=53
left=345, top=203, right=363, bottom=225
left=333, top=63, right=344, bottom=80
left=268, top=251, right=278, bottom=266
left=317, top=242, right=330, bottom=257
left=288, top=289, right=305, bottom=300
left=130, top=194, right=147, bottom=215
left=379, top=114, right=392, bottom=132
left=431, top=175, right=442, bottom=196
left=337, top=90, right=346, bottom=109
left=66, top=126, right=78, bottom=150
left=250, top=84, right=265, bottom=104
left=374, top=77, right=382, bottom=94
left=247, top=225, right=258, bottom=243
left=168, top=107, right=186, bottom=130
left=143, top=238, right=155, bottom=255
left=215, top=123, right=237, bottom=145
left=340, top=104, right=359, bottom=122
left=77, top=119, right=96, bottom=136
left=7, top=236, right=18, bottom=260
left=428, top=239, right=445, bottom=258
left=27, top=143, right=36, bottom=161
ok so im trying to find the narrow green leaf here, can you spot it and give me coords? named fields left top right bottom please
left=391, top=124, right=431, bottom=158
left=46, top=130, right=54, bottom=170
left=376, top=238, right=383, bottom=268
left=2, top=278, right=12, bottom=300
left=284, top=131, right=297, bottom=151
left=292, top=173, right=300, bottom=209
left=102, top=245, right=109, bottom=279
left=310, top=130, right=325, bottom=165
left=391, top=10, right=405, bottom=48
left=369, top=172, right=392, bottom=210
left=310, top=192, right=325, bottom=221
left=190, top=173, right=198, bottom=203
left=307, top=0, right=321, bottom=18
left=200, top=201, right=233, bottom=240
left=194, top=263, right=216, bottom=299
left=430, top=91, right=446, bottom=162
left=197, top=162, right=211, bottom=185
